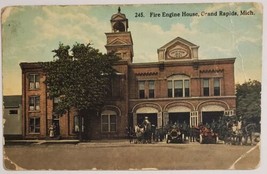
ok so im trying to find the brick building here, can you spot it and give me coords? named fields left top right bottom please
left=20, top=8, right=236, bottom=140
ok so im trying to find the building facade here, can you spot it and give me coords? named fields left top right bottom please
left=20, top=8, right=236, bottom=140
left=3, top=95, right=22, bottom=139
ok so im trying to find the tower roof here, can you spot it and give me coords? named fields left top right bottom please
left=111, top=7, right=127, bottom=21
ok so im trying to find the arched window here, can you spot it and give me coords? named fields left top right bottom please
left=101, top=110, right=117, bottom=132
left=167, top=75, right=190, bottom=98
left=113, top=21, right=125, bottom=32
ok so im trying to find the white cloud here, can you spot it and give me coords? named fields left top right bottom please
left=28, top=6, right=110, bottom=54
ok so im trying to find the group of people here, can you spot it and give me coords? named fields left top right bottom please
left=126, top=116, right=260, bottom=145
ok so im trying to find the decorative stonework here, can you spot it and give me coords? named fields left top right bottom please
left=157, top=37, right=199, bottom=61
left=200, top=69, right=224, bottom=73
left=135, top=72, right=158, bottom=76
left=166, top=43, right=191, bottom=59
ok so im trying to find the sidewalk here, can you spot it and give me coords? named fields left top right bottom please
left=4, top=139, right=204, bottom=146
left=4, top=139, right=80, bottom=145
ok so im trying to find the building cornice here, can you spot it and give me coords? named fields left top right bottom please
left=20, top=62, right=43, bottom=70
left=130, top=58, right=236, bottom=68
left=129, top=96, right=236, bottom=102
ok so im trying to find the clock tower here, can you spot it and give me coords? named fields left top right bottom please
left=105, top=7, right=134, bottom=62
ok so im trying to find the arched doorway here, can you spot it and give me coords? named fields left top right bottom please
left=136, top=107, right=158, bottom=127
left=201, top=105, right=225, bottom=125
left=168, top=106, right=191, bottom=126
left=132, top=103, right=162, bottom=128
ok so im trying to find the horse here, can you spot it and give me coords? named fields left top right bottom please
left=134, top=125, right=145, bottom=143
left=126, top=126, right=136, bottom=144
left=154, top=128, right=164, bottom=142
left=142, top=121, right=152, bottom=143
left=242, top=123, right=257, bottom=145
left=230, top=123, right=243, bottom=145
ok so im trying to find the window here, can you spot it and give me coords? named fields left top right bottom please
left=167, top=75, right=190, bottom=98
left=29, top=74, right=40, bottom=90
left=214, top=78, right=220, bottom=96
left=138, top=81, right=145, bottom=99
left=184, top=80, right=190, bottom=97
left=29, top=96, right=40, bottom=111
left=148, top=81, right=155, bottom=98
left=101, top=110, right=117, bottom=132
left=9, top=110, right=18, bottom=115
left=138, top=80, right=156, bottom=99
left=203, top=79, right=209, bottom=96
left=74, top=116, right=84, bottom=133
left=168, top=81, right=172, bottom=97
left=174, top=80, right=183, bottom=97
left=29, top=117, right=40, bottom=133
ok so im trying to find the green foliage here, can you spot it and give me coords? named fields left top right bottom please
left=42, top=42, right=120, bottom=115
left=236, top=80, right=261, bottom=123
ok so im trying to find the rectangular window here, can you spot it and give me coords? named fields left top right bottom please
left=101, top=115, right=109, bottom=132
left=174, top=80, right=183, bottom=97
left=101, top=115, right=116, bottom=132
left=110, top=115, right=117, bottom=132
left=168, top=81, right=173, bottom=97
left=29, top=96, right=40, bottom=111
left=214, top=78, right=220, bottom=96
left=29, top=117, right=40, bottom=133
left=9, top=110, right=18, bottom=115
left=148, top=81, right=155, bottom=98
left=29, top=74, right=40, bottom=90
left=184, top=80, right=190, bottom=97
left=203, top=79, right=210, bottom=96
left=138, top=81, right=145, bottom=99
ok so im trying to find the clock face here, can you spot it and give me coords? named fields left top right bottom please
left=168, top=48, right=189, bottom=59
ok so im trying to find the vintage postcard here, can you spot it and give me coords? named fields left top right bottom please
left=1, top=1, right=264, bottom=172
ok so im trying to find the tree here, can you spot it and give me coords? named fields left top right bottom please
left=236, top=80, right=261, bottom=125
left=42, top=43, right=119, bottom=141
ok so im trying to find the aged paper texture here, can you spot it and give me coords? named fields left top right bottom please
left=1, top=0, right=265, bottom=173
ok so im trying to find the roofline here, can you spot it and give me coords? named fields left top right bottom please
left=3, top=95, right=22, bottom=97
left=20, top=62, right=44, bottom=70
left=158, top=36, right=198, bottom=50
left=130, top=57, right=236, bottom=67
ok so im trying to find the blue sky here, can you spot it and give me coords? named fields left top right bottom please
left=1, top=2, right=263, bottom=95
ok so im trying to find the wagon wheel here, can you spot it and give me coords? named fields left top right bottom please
left=213, top=136, right=217, bottom=144
left=216, top=136, right=219, bottom=143
left=166, top=137, right=169, bottom=144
